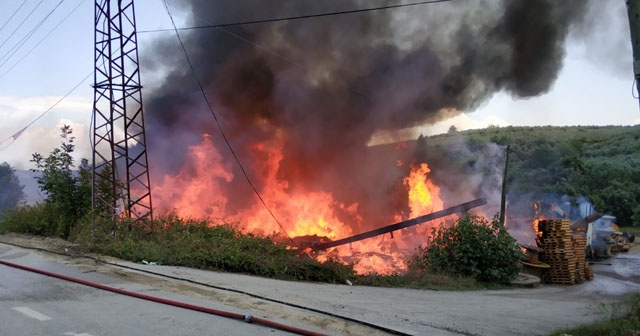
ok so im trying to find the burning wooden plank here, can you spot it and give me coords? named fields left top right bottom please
left=309, top=198, right=486, bottom=250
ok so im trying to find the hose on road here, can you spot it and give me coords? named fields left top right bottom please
left=0, top=240, right=413, bottom=335
left=0, top=259, right=329, bottom=336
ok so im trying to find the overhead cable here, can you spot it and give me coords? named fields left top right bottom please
left=0, top=0, right=45, bottom=51
left=0, top=0, right=85, bottom=79
left=0, top=0, right=67, bottom=68
left=0, top=0, right=30, bottom=35
left=0, top=71, right=91, bottom=151
left=161, top=0, right=294, bottom=243
left=141, top=0, right=454, bottom=33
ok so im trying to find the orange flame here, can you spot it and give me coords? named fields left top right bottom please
left=404, top=163, right=443, bottom=218
left=152, top=135, right=446, bottom=274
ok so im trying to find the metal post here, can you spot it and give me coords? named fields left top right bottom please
left=93, top=0, right=153, bottom=226
left=627, top=0, right=640, bottom=107
left=499, top=145, right=509, bottom=225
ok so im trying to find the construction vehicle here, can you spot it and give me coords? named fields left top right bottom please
left=575, top=215, right=633, bottom=259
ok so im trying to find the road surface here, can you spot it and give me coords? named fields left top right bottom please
left=0, top=244, right=321, bottom=336
left=1, top=235, right=639, bottom=336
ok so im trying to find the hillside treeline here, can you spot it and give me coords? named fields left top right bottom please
left=422, top=125, right=640, bottom=226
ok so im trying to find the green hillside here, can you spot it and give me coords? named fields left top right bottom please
left=423, top=125, right=640, bottom=226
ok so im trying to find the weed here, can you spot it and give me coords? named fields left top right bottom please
left=548, top=293, right=640, bottom=336
left=2, top=205, right=518, bottom=290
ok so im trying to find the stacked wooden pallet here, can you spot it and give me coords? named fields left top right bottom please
left=572, top=234, right=588, bottom=283
left=585, top=263, right=594, bottom=280
left=535, top=219, right=591, bottom=285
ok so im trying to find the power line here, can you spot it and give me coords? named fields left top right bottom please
left=161, top=0, right=294, bottom=242
left=214, top=25, right=370, bottom=100
left=0, top=71, right=91, bottom=152
left=217, top=26, right=302, bottom=68
left=0, top=0, right=45, bottom=51
left=0, top=0, right=30, bottom=35
left=0, top=0, right=67, bottom=68
left=0, top=0, right=85, bottom=79
left=141, top=0, right=454, bottom=33
left=0, top=0, right=86, bottom=151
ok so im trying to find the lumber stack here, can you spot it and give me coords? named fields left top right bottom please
left=535, top=219, right=592, bottom=285
left=571, top=234, right=589, bottom=283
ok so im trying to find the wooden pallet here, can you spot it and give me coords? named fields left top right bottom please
left=536, top=219, right=592, bottom=285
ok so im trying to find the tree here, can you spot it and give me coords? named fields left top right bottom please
left=31, top=125, right=91, bottom=237
left=0, top=162, right=24, bottom=216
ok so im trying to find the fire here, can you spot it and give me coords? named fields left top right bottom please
left=152, top=135, right=447, bottom=274
left=404, top=163, right=443, bottom=218
left=152, top=134, right=233, bottom=220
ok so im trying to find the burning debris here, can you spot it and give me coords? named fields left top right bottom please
left=308, top=198, right=486, bottom=250
left=140, top=1, right=597, bottom=273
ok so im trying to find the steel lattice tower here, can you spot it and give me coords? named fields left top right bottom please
left=92, top=0, right=152, bottom=223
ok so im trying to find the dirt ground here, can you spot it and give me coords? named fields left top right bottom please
left=2, top=233, right=639, bottom=336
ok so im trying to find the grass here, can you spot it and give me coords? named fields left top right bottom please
left=548, top=294, right=640, bottom=336
left=79, top=215, right=357, bottom=284
left=1, top=209, right=503, bottom=290
left=354, top=272, right=495, bottom=290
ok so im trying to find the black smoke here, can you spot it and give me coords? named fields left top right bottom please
left=142, top=0, right=590, bottom=229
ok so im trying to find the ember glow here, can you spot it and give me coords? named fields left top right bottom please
left=152, top=135, right=449, bottom=274
left=142, top=0, right=592, bottom=275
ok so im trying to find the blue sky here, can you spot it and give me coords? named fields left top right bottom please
left=0, top=0, right=638, bottom=170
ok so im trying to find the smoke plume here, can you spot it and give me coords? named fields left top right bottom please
left=142, top=0, right=590, bottom=230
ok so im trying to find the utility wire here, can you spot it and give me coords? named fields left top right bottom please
left=161, top=0, right=293, bottom=243
left=217, top=27, right=302, bottom=68
left=0, top=0, right=85, bottom=79
left=215, top=25, right=370, bottom=100
left=0, top=0, right=45, bottom=51
left=141, top=0, right=454, bottom=33
left=0, top=0, right=30, bottom=35
left=0, top=0, right=67, bottom=68
left=0, top=71, right=91, bottom=151
left=0, top=0, right=89, bottom=150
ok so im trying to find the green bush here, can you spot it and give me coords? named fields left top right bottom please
left=0, top=162, right=24, bottom=217
left=0, top=203, right=67, bottom=236
left=411, top=215, right=524, bottom=284
left=29, top=125, right=92, bottom=238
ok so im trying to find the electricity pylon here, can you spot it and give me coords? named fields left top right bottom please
left=92, top=0, right=153, bottom=224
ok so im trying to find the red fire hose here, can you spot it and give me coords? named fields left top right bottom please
left=0, top=259, right=329, bottom=336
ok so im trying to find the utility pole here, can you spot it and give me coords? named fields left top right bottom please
left=628, top=0, right=640, bottom=107
left=499, top=146, right=509, bottom=226
left=92, top=0, right=153, bottom=225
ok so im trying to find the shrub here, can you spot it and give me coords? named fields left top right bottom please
left=0, top=162, right=24, bottom=217
left=0, top=203, right=71, bottom=236
left=411, top=215, right=524, bottom=284
left=88, top=215, right=356, bottom=283
left=30, top=125, right=91, bottom=238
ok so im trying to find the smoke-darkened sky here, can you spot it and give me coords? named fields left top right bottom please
left=0, top=0, right=636, bottom=172
left=132, top=0, right=615, bottom=228
left=141, top=0, right=594, bottom=181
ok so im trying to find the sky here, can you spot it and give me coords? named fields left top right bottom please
left=0, top=0, right=638, bottom=170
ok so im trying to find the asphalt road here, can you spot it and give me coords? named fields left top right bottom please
left=2, top=237, right=639, bottom=336
left=0, top=245, right=310, bottom=336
